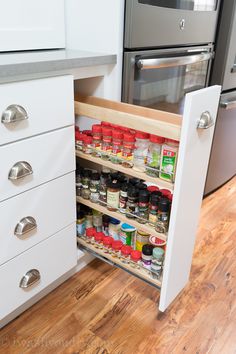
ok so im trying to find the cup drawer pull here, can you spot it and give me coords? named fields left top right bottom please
left=19, top=269, right=41, bottom=289
left=8, top=161, right=33, bottom=181
left=197, top=111, right=214, bottom=130
left=14, top=216, right=37, bottom=237
left=1, top=104, right=28, bottom=124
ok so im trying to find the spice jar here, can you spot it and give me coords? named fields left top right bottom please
left=93, top=210, right=103, bottom=232
left=160, top=139, right=179, bottom=182
left=133, top=131, right=149, bottom=172
left=146, top=135, right=165, bottom=177
left=126, top=186, right=139, bottom=219
left=156, top=198, right=171, bottom=233
left=85, top=227, right=96, bottom=243
left=110, top=130, right=123, bottom=164
left=76, top=167, right=83, bottom=196
left=147, top=185, right=159, bottom=193
left=148, top=191, right=162, bottom=225
left=130, top=250, right=141, bottom=267
left=107, top=180, right=120, bottom=211
left=94, top=232, right=104, bottom=248
left=99, top=170, right=110, bottom=205
left=149, top=236, right=166, bottom=250
left=84, top=208, right=93, bottom=229
left=138, top=190, right=150, bottom=224
left=90, top=172, right=100, bottom=203
left=102, top=214, right=110, bottom=236
left=92, top=124, right=102, bottom=157
left=81, top=170, right=91, bottom=200
left=122, top=133, right=136, bottom=168
left=82, top=135, right=93, bottom=154
left=75, top=132, right=85, bottom=151
left=151, top=247, right=165, bottom=279
left=108, top=217, right=121, bottom=240
left=76, top=211, right=85, bottom=236
left=119, top=223, right=136, bottom=246
left=119, top=183, right=129, bottom=213
left=121, top=245, right=132, bottom=263
left=103, top=236, right=113, bottom=253
left=142, top=244, right=153, bottom=270
left=111, top=240, right=123, bottom=257
left=136, top=230, right=151, bottom=251
left=159, top=189, right=172, bottom=199
left=101, top=126, right=112, bottom=160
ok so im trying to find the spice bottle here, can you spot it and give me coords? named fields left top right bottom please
left=121, top=245, right=132, bottom=263
left=107, top=180, right=120, bottom=211
left=108, top=217, right=121, bottom=240
left=76, top=167, right=83, bottom=197
left=94, top=232, right=104, bottom=248
left=75, top=132, right=85, bottom=151
left=110, top=130, right=123, bottom=164
left=82, top=135, right=93, bottom=154
left=126, top=186, right=139, bottom=219
left=156, top=198, right=171, bottom=233
left=85, top=227, right=96, bottom=244
left=122, top=133, right=136, bottom=168
left=142, top=244, right=153, bottom=270
left=119, top=223, right=136, bottom=246
left=76, top=211, right=85, bottom=236
left=92, top=210, right=103, bottom=232
left=136, top=230, right=150, bottom=251
left=99, top=170, right=110, bottom=205
left=119, top=183, right=129, bottom=213
left=148, top=191, right=162, bottom=225
left=151, top=247, right=165, bottom=279
left=159, top=139, right=179, bottom=182
left=130, top=250, right=141, bottom=267
left=133, top=131, right=149, bottom=172
left=101, top=126, right=112, bottom=160
left=103, top=236, right=113, bottom=253
left=146, top=135, right=165, bottom=177
left=92, top=124, right=102, bottom=157
left=102, top=214, right=110, bottom=236
left=90, top=172, right=100, bottom=203
left=84, top=208, right=93, bottom=229
left=81, top=169, right=91, bottom=200
left=111, top=240, right=123, bottom=257
left=138, top=190, right=150, bottom=224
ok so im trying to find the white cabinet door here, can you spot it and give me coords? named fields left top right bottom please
left=0, top=0, right=65, bottom=51
left=159, top=86, right=221, bottom=312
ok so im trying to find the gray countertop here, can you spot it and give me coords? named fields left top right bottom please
left=0, top=49, right=117, bottom=81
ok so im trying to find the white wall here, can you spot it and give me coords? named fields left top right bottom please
left=65, top=0, right=125, bottom=100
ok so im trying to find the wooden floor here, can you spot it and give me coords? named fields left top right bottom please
left=0, top=177, right=236, bottom=354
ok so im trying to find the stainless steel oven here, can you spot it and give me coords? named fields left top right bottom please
left=122, top=45, right=213, bottom=114
left=124, top=0, right=220, bottom=49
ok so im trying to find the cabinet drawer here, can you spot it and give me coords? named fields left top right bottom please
left=0, top=223, right=77, bottom=321
left=0, top=76, right=74, bottom=145
left=0, top=173, right=76, bottom=265
left=0, top=126, right=75, bottom=202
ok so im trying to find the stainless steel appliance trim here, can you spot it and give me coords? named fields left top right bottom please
left=137, top=52, right=213, bottom=70
left=220, top=100, right=236, bottom=110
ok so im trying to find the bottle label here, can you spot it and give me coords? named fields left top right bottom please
left=107, top=191, right=120, bottom=209
left=160, top=148, right=177, bottom=181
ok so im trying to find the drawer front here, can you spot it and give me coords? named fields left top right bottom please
left=0, top=173, right=76, bottom=265
left=0, top=76, right=74, bottom=146
left=0, top=126, right=75, bottom=202
left=0, top=223, right=77, bottom=321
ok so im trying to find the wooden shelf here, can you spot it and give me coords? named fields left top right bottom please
left=76, top=150, right=174, bottom=191
left=77, top=237, right=162, bottom=289
left=74, top=95, right=182, bottom=141
left=77, top=196, right=167, bottom=242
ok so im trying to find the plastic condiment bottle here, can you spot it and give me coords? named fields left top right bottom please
left=160, top=139, right=179, bottom=182
left=141, top=244, right=153, bottom=270
left=133, top=131, right=149, bottom=172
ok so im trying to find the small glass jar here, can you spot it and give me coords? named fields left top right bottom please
left=81, top=170, right=91, bottom=200
left=75, top=132, right=85, bottom=151
left=94, top=232, right=104, bottom=248
left=76, top=211, right=85, bottom=236
left=148, top=191, right=162, bottom=226
left=130, top=250, right=141, bottom=268
left=85, top=227, right=96, bottom=243
left=90, top=172, right=100, bottom=203
left=142, top=244, right=153, bottom=270
left=159, top=189, right=172, bottom=199
left=133, top=131, right=149, bottom=172
left=101, top=127, right=112, bottom=160
left=107, top=180, right=120, bottom=211
left=146, top=135, right=164, bottom=177
left=103, top=236, right=113, bottom=253
left=121, top=245, right=132, bottom=263
left=93, top=210, right=103, bottom=232
left=119, top=183, right=129, bottom=213
left=156, top=198, right=171, bottom=233
left=126, top=186, right=139, bottom=219
left=84, top=208, right=93, bottom=229
left=82, top=136, right=93, bottom=154
left=151, top=247, right=165, bottom=279
left=99, top=171, right=109, bottom=206
left=121, top=133, right=136, bottom=168
left=76, top=167, right=83, bottom=196
left=138, top=190, right=150, bottom=224
left=135, top=230, right=151, bottom=252
left=102, top=214, right=110, bottom=236
left=111, top=240, right=123, bottom=257
left=110, top=130, right=123, bottom=164
left=108, top=217, right=121, bottom=240
left=92, top=124, right=102, bottom=157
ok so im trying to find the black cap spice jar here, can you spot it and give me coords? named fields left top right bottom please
left=148, top=191, right=162, bottom=225
left=138, top=189, right=150, bottom=224
left=126, top=186, right=139, bottom=219
left=155, top=198, right=171, bottom=233
left=142, top=244, right=153, bottom=269
left=107, top=179, right=120, bottom=211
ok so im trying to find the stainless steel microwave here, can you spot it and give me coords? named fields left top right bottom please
left=124, top=0, right=221, bottom=49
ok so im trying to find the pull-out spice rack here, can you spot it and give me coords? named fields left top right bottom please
left=75, top=87, right=221, bottom=311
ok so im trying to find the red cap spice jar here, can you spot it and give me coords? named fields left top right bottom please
left=122, top=133, right=136, bottom=168
left=147, top=186, right=159, bottom=193
left=110, top=130, right=123, bottom=164
left=121, top=245, right=132, bottom=263
left=82, top=135, right=93, bottom=154
left=101, top=121, right=111, bottom=127
left=103, top=236, right=113, bottom=253
left=146, top=135, right=165, bottom=177
left=133, top=131, right=150, bottom=172
left=86, top=227, right=96, bottom=243
left=82, top=130, right=92, bottom=136
left=94, top=232, right=105, bottom=248
left=130, top=250, right=141, bottom=268
left=92, top=124, right=102, bottom=157
left=101, top=126, right=112, bottom=160
left=111, top=240, right=123, bottom=257
left=75, top=132, right=85, bottom=151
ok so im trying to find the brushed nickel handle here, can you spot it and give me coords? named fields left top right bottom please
left=1, top=104, right=28, bottom=124
left=8, top=161, right=33, bottom=181
left=197, top=111, right=214, bottom=130
left=14, top=216, right=37, bottom=237
left=19, top=269, right=41, bottom=289
left=220, top=100, right=236, bottom=110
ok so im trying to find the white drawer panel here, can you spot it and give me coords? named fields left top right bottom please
left=0, top=173, right=76, bottom=265
left=0, top=76, right=74, bottom=146
left=0, top=223, right=77, bottom=321
left=0, top=126, right=75, bottom=202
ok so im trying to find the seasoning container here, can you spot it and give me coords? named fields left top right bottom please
left=76, top=211, right=85, bottom=236
left=94, top=232, right=104, bottom=248
left=99, top=169, right=110, bottom=205
left=110, top=130, right=123, bottom=164
left=82, top=135, right=93, bottom=154
left=85, top=227, right=96, bottom=243
left=108, top=217, right=121, bottom=240
left=138, top=190, right=150, bottom=224
left=160, top=139, right=179, bottom=182
left=121, top=245, right=132, bottom=263
left=101, top=126, right=112, bottom=160
left=130, top=250, right=141, bottom=267
left=147, top=185, right=159, bottom=193
left=90, top=172, right=100, bottom=203
left=75, top=132, right=85, bottom=151
left=102, top=215, right=110, bottom=236
left=126, top=186, right=139, bottom=219
left=136, top=230, right=151, bottom=251
left=148, top=191, right=162, bottom=225
left=119, top=183, right=129, bottom=213
left=84, top=208, right=93, bottom=229
left=142, top=244, right=153, bottom=270
left=76, top=167, right=83, bottom=196
left=136, top=182, right=147, bottom=191
left=146, top=135, right=165, bottom=177
left=149, top=236, right=166, bottom=250
left=119, top=223, right=136, bottom=245
left=129, top=177, right=141, bottom=186
left=93, top=210, right=103, bottom=232
left=156, top=198, right=171, bottom=233
left=92, top=124, right=102, bottom=157
left=111, top=240, right=123, bottom=257
left=103, top=236, right=113, bottom=253
left=82, top=130, right=92, bottom=136
left=81, top=169, right=91, bottom=200
left=133, top=131, right=149, bottom=172
left=107, top=180, right=120, bottom=211
left=160, top=189, right=172, bottom=199
left=122, top=133, right=136, bottom=168
left=151, top=247, right=165, bottom=279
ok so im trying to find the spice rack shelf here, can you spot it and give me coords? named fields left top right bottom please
left=76, top=150, right=174, bottom=191
left=76, top=196, right=167, bottom=242
left=77, top=237, right=162, bottom=289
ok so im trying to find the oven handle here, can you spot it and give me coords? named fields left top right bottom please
left=136, top=52, right=213, bottom=70
left=220, top=100, right=236, bottom=110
